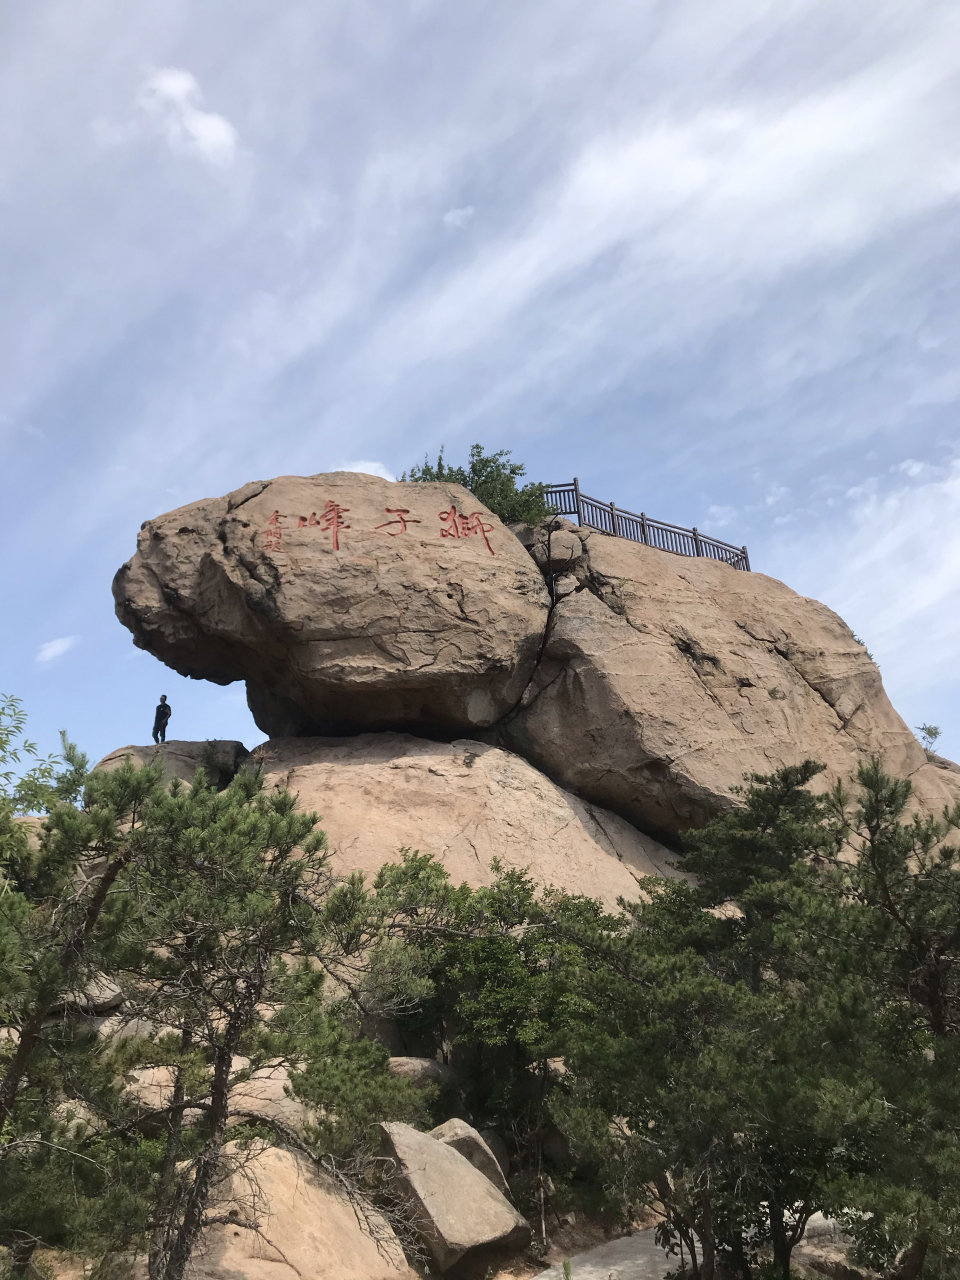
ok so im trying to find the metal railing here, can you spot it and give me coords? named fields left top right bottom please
left=545, top=479, right=750, bottom=571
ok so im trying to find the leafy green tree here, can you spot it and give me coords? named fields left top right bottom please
left=403, top=443, right=555, bottom=524
left=515, top=764, right=889, bottom=1280
left=806, top=760, right=960, bottom=1280
left=0, top=698, right=159, bottom=1274
left=916, top=724, right=942, bottom=753
left=381, top=855, right=617, bottom=1242
left=109, top=768, right=430, bottom=1280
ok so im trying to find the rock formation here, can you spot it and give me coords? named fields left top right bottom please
left=507, top=519, right=960, bottom=836
left=380, top=1121, right=531, bottom=1271
left=97, top=739, right=249, bottom=788
left=113, top=471, right=549, bottom=738
left=113, top=470, right=959, bottom=849
left=254, top=734, right=678, bottom=906
left=191, top=1144, right=413, bottom=1280
left=428, top=1118, right=512, bottom=1195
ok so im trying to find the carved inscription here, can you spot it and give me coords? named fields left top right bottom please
left=261, top=502, right=495, bottom=555
left=375, top=508, right=421, bottom=536
left=439, top=508, right=495, bottom=555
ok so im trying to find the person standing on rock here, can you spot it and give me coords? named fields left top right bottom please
left=152, top=695, right=171, bottom=744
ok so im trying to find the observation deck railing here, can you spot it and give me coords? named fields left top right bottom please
left=545, top=479, right=750, bottom=572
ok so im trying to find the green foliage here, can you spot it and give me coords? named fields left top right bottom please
left=402, top=442, right=555, bottom=524
left=0, top=722, right=158, bottom=1268
left=0, top=719, right=438, bottom=1280
left=916, top=723, right=942, bottom=752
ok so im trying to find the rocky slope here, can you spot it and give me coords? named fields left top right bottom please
left=507, top=519, right=960, bottom=836
left=99, top=735, right=679, bottom=908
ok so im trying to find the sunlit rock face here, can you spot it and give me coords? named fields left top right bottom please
left=113, top=474, right=960, bottom=844
left=113, top=471, right=550, bottom=738
left=502, top=522, right=960, bottom=838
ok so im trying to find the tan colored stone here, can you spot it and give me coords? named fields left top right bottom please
left=429, top=1118, right=510, bottom=1195
left=95, top=740, right=249, bottom=788
left=120, top=1061, right=313, bottom=1135
left=388, top=1056, right=457, bottom=1090
left=381, top=1121, right=531, bottom=1271
left=113, top=471, right=550, bottom=738
left=502, top=530, right=960, bottom=838
left=256, top=733, right=680, bottom=907
left=195, top=1143, right=414, bottom=1280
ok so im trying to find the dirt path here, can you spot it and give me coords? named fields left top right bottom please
left=539, top=1228, right=673, bottom=1280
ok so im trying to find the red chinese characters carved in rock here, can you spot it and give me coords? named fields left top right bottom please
left=438, top=508, right=496, bottom=555
left=375, top=508, right=422, bottom=536
left=295, top=501, right=351, bottom=550
left=263, top=510, right=284, bottom=553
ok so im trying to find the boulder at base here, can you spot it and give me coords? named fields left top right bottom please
left=381, top=1121, right=531, bottom=1272
left=429, top=1118, right=510, bottom=1195
left=193, top=1144, right=413, bottom=1280
left=96, top=740, right=249, bottom=789
left=505, top=522, right=960, bottom=838
left=256, top=733, right=680, bottom=907
left=113, top=471, right=549, bottom=738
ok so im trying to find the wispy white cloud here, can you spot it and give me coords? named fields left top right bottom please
left=137, top=68, right=238, bottom=167
left=6, top=0, right=960, bottom=759
left=771, top=458, right=960, bottom=697
left=340, top=460, right=397, bottom=481
left=36, top=636, right=80, bottom=664
left=443, top=206, right=475, bottom=230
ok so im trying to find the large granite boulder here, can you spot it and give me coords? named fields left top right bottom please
left=194, top=1143, right=413, bottom=1280
left=381, top=1121, right=531, bottom=1271
left=255, top=733, right=679, bottom=906
left=111, top=473, right=960, bottom=844
left=113, top=471, right=549, bottom=738
left=503, top=522, right=960, bottom=838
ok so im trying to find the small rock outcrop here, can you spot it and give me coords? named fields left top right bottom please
left=194, top=1144, right=413, bottom=1280
left=97, top=740, right=249, bottom=788
left=381, top=1121, right=531, bottom=1271
left=113, top=471, right=549, bottom=738
left=387, top=1056, right=458, bottom=1090
left=255, top=734, right=679, bottom=906
left=429, top=1118, right=511, bottom=1195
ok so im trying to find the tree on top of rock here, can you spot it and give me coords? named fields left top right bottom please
left=403, top=443, right=554, bottom=525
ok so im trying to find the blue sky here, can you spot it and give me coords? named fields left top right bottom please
left=3, top=0, right=959, bottom=767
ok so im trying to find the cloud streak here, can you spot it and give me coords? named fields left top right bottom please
left=35, top=636, right=80, bottom=664
left=137, top=68, right=238, bottom=166
left=3, top=0, right=960, bottom=758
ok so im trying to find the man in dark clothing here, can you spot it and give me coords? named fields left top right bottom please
left=152, top=695, right=171, bottom=744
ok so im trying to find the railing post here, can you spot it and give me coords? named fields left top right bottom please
left=693, top=527, right=703, bottom=556
left=610, top=500, right=617, bottom=537
left=640, top=512, right=648, bottom=545
left=573, top=477, right=583, bottom=528
left=742, top=546, right=751, bottom=572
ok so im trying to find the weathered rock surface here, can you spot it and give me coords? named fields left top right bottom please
left=388, top=1056, right=458, bottom=1090
left=112, top=472, right=960, bottom=844
left=503, top=521, right=960, bottom=837
left=96, top=740, right=249, bottom=788
left=429, top=1118, right=511, bottom=1195
left=121, top=1061, right=313, bottom=1135
left=381, top=1121, right=531, bottom=1271
left=194, top=1143, right=414, bottom=1280
left=113, top=471, right=549, bottom=738
left=256, top=733, right=680, bottom=906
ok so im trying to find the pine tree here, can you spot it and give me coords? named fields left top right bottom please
left=403, top=443, right=554, bottom=524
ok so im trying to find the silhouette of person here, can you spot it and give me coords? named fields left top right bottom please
left=152, top=695, right=171, bottom=744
